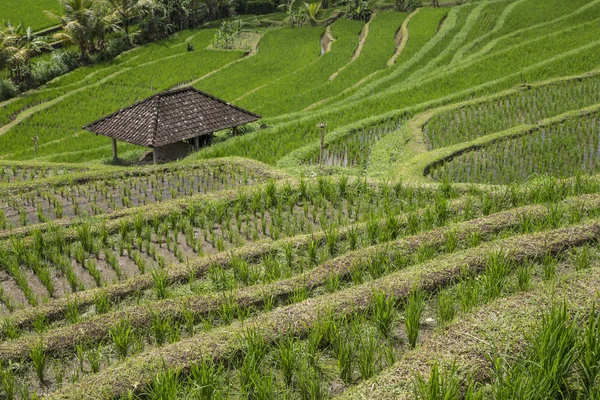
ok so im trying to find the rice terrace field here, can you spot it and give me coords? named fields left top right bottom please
left=1, top=0, right=600, bottom=398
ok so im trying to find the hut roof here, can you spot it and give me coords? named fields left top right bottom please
left=83, top=87, right=261, bottom=148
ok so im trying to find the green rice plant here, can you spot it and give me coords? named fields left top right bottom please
left=413, top=362, right=462, bottom=400
left=277, top=334, right=297, bottom=386
left=574, top=244, right=591, bottom=270
left=76, top=222, right=94, bottom=254
left=371, top=290, right=396, bottom=339
left=52, top=361, right=65, bottom=389
left=0, top=362, right=17, bottom=400
left=144, top=367, right=182, bottom=400
left=334, top=332, right=354, bottom=384
left=94, top=290, right=111, bottom=314
left=290, top=283, right=308, bottom=304
left=30, top=340, right=47, bottom=384
left=482, top=251, right=511, bottom=301
left=348, top=225, right=359, bottom=251
left=357, top=329, right=378, bottom=379
left=150, top=310, right=170, bottom=346
left=542, top=251, right=558, bottom=281
left=87, top=344, right=102, bottom=374
left=189, top=359, right=223, bottom=400
left=298, top=366, right=325, bottom=400
left=152, top=267, right=169, bottom=299
left=263, top=254, right=282, bottom=282
left=579, top=307, right=600, bottom=396
left=307, top=236, right=319, bottom=266
left=216, top=295, right=237, bottom=325
left=325, top=271, right=340, bottom=293
left=33, top=314, right=48, bottom=333
left=517, top=261, right=532, bottom=291
left=350, top=263, right=364, bottom=285
left=231, top=256, right=250, bottom=286
left=109, top=318, right=134, bottom=359
left=368, top=250, right=389, bottom=279
left=437, top=290, right=456, bottom=327
left=444, top=230, right=458, bottom=254
left=326, top=226, right=340, bottom=257
left=241, top=327, right=268, bottom=363
left=490, top=302, right=578, bottom=399
left=405, top=288, right=426, bottom=348
left=66, top=298, right=80, bottom=324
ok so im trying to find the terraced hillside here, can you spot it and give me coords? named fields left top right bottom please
left=1, top=0, right=600, bottom=398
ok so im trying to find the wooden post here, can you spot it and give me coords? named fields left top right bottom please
left=194, top=136, right=200, bottom=150
left=112, top=138, right=118, bottom=161
left=233, top=126, right=238, bottom=136
left=152, top=147, right=158, bottom=164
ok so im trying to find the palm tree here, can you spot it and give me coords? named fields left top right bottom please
left=303, top=1, right=321, bottom=26
left=3, top=24, right=51, bottom=83
left=137, top=0, right=169, bottom=42
left=104, top=0, right=139, bottom=37
left=0, top=28, right=10, bottom=71
left=46, top=0, right=105, bottom=60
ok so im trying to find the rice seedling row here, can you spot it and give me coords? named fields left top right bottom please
left=423, top=73, right=600, bottom=149
left=305, top=116, right=406, bottom=170
left=0, top=178, right=450, bottom=311
left=341, top=259, right=600, bottom=400
left=4, top=187, right=599, bottom=377
left=429, top=114, right=600, bottom=184
left=0, top=164, right=90, bottom=185
left=46, top=219, right=600, bottom=399
left=128, top=244, right=598, bottom=400
left=0, top=162, right=267, bottom=229
left=4, top=172, right=598, bottom=336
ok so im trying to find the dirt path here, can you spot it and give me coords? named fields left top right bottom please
left=329, top=13, right=375, bottom=81
left=387, top=8, right=420, bottom=67
left=321, top=25, right=335, bottom=55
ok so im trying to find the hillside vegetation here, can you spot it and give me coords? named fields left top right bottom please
left=1, top=0, right=600, bottom=398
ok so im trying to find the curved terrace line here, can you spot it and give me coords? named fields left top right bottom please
left=463, top=0, right=600, bottom=64
left=329, top=13, right=375, bottom=81
left=449, top=0, right=524, bottom=65
left=395, top=102, right=600, bottom=184
left=387, top=8, right=420, bottom=67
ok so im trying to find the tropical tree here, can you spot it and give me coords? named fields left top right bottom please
left=347, top=0, right=371, bottom=21
left=2, top=24, right=51, bottom=83
left=279, top=0, right=301, bottom=27
left=396, top=0, right=421, bottom=11
left=46, top=0, right=109, bottom=60
left=137, top=0, right=172, bottom=42
left=0, top=28, right=10, bottom=71
left=104, top=0, right=139, bottom=37
left=303, top=1, right=321, bottom=26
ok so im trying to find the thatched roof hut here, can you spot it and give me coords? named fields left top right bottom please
left=83, top=87, right=261, bottom=163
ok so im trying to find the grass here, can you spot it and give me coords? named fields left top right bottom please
left=0, top=0, right=59, bottom=31
left=2, top=1, right=600, bottom=397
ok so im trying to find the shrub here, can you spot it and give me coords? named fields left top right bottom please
left=0, top=79, right=17, bottom=101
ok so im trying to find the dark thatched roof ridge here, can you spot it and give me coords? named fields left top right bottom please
left=83, top=87, right=261, bottom=148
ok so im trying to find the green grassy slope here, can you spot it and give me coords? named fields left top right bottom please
left=0, top=0, right=59, bottom=31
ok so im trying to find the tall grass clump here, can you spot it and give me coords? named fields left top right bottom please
left=405, top=288, right=426, bottom=348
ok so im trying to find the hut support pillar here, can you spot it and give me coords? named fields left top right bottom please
left=233, top=126, right=239, bottom=136
left=152, top=148, right=158, bottom=164
left=112, top=139, right=118, bottom=160
left=194, top=136, right=200, bottom=150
